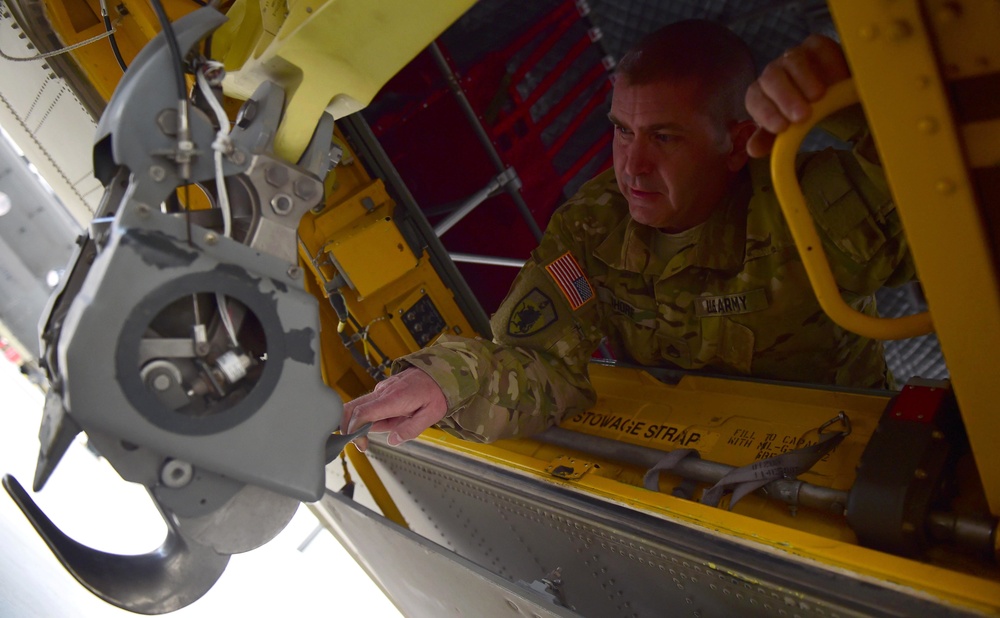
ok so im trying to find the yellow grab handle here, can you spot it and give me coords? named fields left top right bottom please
left=770, top=79, right=933, bottom=340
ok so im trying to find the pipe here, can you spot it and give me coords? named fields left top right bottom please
left=535, top=426, right=850, bottom=515
left=450, top=253, right=527, bottom=268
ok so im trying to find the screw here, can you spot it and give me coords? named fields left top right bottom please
left=287, top=266, right=301, bottom=279
left=149, top=165, right=167, bottom=181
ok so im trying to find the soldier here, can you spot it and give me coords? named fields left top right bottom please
left=343, top=20, right=913, bottom=449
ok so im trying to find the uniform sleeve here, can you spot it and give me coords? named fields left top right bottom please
left=799, top=105, right=916, bottom=295
left=392, top=204, right=607, bottom=443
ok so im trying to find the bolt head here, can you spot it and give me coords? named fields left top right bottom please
left=235, top=99, right=257, bottom=128
left=265, top=164, right=289, bottom=187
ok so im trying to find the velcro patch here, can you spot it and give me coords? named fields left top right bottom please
left=507, top=288, right=557, bottom=337
left=546, top=252, right=594, bottom=310
left=696, top=288, right=769, bottom=317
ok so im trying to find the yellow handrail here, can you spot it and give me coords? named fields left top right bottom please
left=770, top=79, right=933, bottom=340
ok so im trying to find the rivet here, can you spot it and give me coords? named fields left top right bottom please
left=888, top=20, right=912, bottom=40
left=937, top=2, right=962, bottom=22
left=931, top=430, right=945, bottom=440
left=287, top=266, right=302, bottom=280
left=858, top=24, right=879, bottom=40
left=231, top=150, right=246, bottom=165
left=916, top=75, right=932, bottom=89
left=902, top=521, right=917, bottom=533
left=935, top=178, right=957, bottom=194
left=914, top=468, right=928, bottom=480
left=135, top=203, right=151, bottom=217
left=917, top=117, right=938, bottom=134
left=205, top=232, right=218, bottom=245
left=149, top=165, right=166, bottom=181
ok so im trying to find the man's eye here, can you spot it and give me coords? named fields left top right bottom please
left=654, top=133, right=675, bottom=143
left=614, top=125, right=632, bottom=137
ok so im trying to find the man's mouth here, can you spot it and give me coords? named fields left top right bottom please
left=629, top=187, right=660, bottom=199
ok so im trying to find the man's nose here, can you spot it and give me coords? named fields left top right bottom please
left=624, top=138, right=653, bottom=176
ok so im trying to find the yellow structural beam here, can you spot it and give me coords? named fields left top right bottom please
left=214, top=0, right=476, bottom=163
left=828, top=0, right=1000, bottom=512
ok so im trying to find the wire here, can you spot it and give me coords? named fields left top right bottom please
left=147, top=0, right=186, bottom=102
left=99, top=0, right=128, bottom=72
left=0, top=28, right=118, bottom=62
left=195, top=63, right=232, bottom=236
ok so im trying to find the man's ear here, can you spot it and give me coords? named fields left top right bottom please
left=726, top=119, right=757, bottom=171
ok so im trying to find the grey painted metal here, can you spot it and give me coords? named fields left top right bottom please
left=346, top=439, right=983, bottom=617
left=57, top=197, right=340, bottom=502
left=315, top=489, right=581, bottom=618
left=3, top=475, right=231, bottom=615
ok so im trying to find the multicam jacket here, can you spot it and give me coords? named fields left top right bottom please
left=396, top=121, right=914, bottom=443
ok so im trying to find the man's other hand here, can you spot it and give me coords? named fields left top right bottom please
left=745, top=34, right=850, bottom=158
left=342, top=368, right=449, bottom=452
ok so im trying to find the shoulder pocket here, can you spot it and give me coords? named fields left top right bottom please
left=800, top=150, right=887, bottom=263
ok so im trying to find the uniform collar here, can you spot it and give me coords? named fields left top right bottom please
left=594, top=168, right=752, bottom=278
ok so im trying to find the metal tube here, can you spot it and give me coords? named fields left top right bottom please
left=429, top=42, right=544, bottom=241
left=434, top=178, right=501, bottom=237
left=449, top=253, right=527, bottom=268
left=535, top=427, right=850, bottom=515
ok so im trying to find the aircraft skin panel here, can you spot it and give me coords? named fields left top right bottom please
left=342, top=438, right=988, bottom=618
left=313, top=489, right=581, bottom=618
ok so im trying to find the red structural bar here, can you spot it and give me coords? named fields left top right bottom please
left=493, top=34, right=594, bottom=136
left=507, top=1, right=579, bottom=87
left=540, top=68, right=611, bottom=154
left=559, top=132, right=612, bottom=186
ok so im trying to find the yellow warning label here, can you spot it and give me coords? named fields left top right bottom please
left=563, top=411, right=719, bottom=450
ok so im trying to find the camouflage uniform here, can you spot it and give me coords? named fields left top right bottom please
left=396, top=112, right=914, bottom=442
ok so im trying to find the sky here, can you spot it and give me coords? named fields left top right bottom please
left=0, top=356, right=403, bottom=617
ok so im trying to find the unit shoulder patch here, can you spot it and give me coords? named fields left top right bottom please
left=507, top=288, right=558, bottom=337
left=545, top=251, right=594, bottom=310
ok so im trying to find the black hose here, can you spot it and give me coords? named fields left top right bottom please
left=102, top=13, right=128, bottom=72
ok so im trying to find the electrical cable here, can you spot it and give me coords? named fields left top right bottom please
left=147, top=0, right=186, bottom=101
left=99, top=0, right=128, bottom=72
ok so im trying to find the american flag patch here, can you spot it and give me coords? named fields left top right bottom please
left=545, top=252, right=594, bottom=310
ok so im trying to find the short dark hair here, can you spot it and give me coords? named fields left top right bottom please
left=614, top=19, right=756, bottom=124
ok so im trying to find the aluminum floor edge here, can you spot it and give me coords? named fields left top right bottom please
left=320, top=440, right=987, bottom=618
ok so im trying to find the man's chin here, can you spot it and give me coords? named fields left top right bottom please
left=628, top=202, right=671, bottom=228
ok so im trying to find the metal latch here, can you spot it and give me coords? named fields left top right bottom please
left=545, top=456, right=595, bottom=480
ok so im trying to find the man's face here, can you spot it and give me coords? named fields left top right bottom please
left=610, top=77, right=744, bottom=232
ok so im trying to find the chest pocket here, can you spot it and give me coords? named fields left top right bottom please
left=699, top=317, right=755, bottom=375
